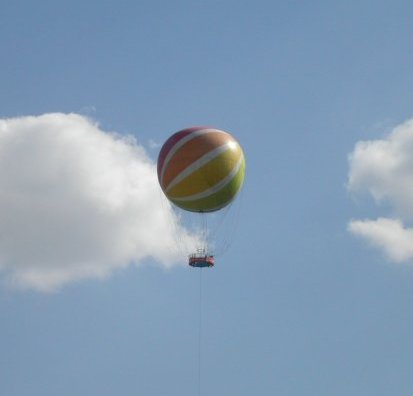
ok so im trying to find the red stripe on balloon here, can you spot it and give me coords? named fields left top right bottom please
left=161, top=132, right=232, bottom=190
left=157, top=126, right=210, bottom=182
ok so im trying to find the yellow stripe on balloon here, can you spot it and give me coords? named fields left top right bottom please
left=167, top=144, right=242, bottom=199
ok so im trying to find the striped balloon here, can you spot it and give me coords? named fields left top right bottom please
left=157, top=127, right=246, bottom=212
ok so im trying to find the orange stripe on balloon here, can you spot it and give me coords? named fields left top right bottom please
left=167, top=146, right=242, bottom=198
left=161, top=132, right=233, bottom=190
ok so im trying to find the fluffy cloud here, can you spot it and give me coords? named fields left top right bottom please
left=348, top=118, right=413, bottom=263
left=348, top=218, right=413, bottom=262
left=0, top=113, right=198, bottom=291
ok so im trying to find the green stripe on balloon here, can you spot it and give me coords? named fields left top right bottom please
left=170, top=159, right=245, bottom=212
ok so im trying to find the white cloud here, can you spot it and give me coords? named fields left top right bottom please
left=348, top=218, right=413, bottom=262
left=348, top=118, right=413, bottom=263
left=148, top=139, right=161, bottom=149
left=0, top=113, right=198, bottom=291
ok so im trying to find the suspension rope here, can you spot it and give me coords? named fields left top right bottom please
left=198, top=268, right=203, bottom=396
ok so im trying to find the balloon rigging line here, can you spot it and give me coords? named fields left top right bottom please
left=198, top=268, right=203, bottom=396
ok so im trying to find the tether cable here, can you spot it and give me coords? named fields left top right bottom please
left=198, top=268, right=203, bottom=396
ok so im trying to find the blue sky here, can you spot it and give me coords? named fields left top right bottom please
left=2, top=1, right=413, bottom=395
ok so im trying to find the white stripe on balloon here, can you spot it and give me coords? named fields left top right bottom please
left=171, top=154, right=244, bottom=201
left=165, top=141, right=236, bottom=192
left=160, top=128, right=230, bottom=185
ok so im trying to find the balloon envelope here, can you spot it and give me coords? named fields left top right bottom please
left=157, top=127, right=245, bottom=212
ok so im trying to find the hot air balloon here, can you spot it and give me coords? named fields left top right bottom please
left=157, top=126, right=246, bottom=267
